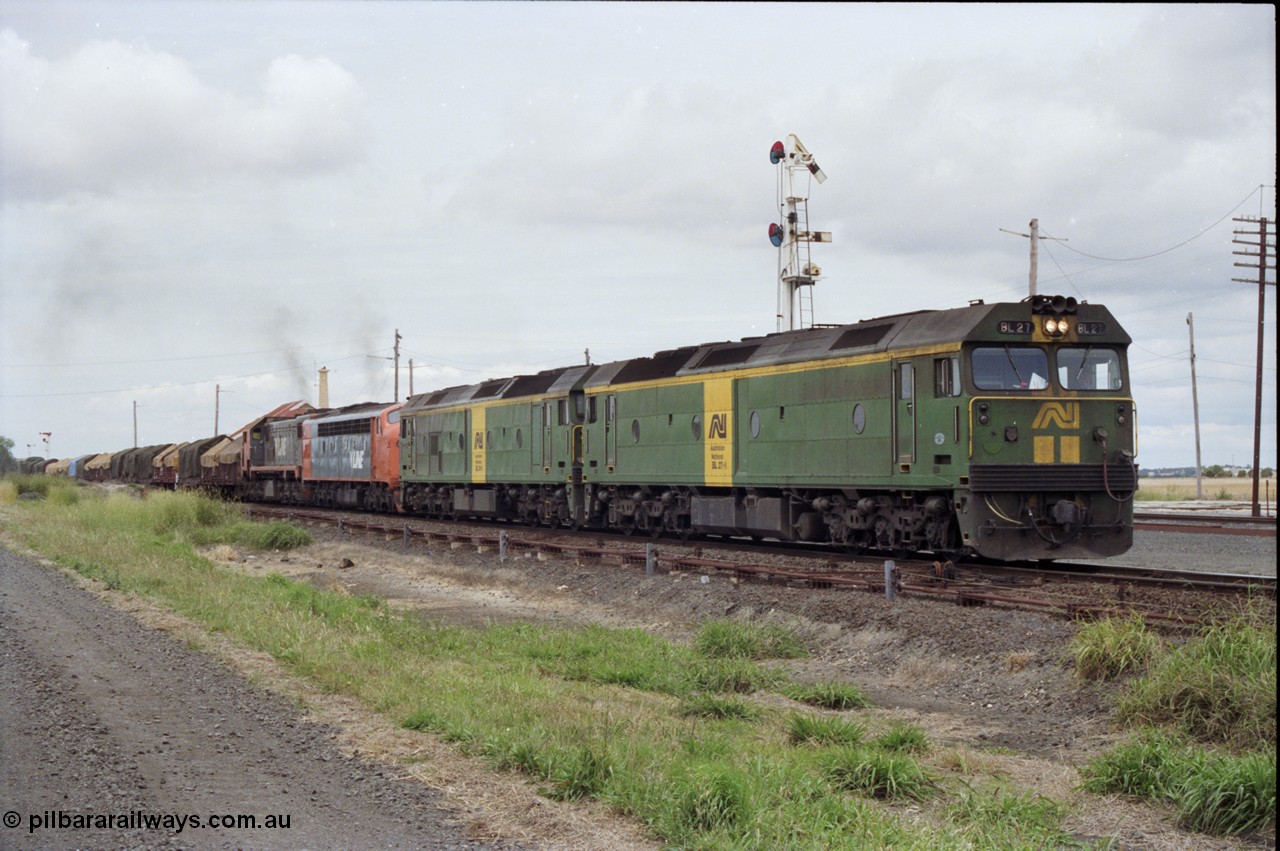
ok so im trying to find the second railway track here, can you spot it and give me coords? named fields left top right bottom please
left=1133, top=510, right=1276, bottom=537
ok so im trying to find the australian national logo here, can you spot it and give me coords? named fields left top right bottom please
left=1032, top=402, right=1080, bottom=464
left=1032, top=402, right=1080, bottom=430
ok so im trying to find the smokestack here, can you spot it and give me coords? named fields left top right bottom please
left=318, top=367, right=330, bottom=408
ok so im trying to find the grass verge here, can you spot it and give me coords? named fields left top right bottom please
left=2, top=486, right=1087, bottom=849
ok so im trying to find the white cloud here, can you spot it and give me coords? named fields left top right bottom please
left=0, top=5, right=1273, bottom=469
left=0, top=30, right=367, bottom=197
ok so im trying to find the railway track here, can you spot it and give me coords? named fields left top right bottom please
left=1133, top=511, right=1275, bottom=537
left=245, top=505, right=1275, bottom=627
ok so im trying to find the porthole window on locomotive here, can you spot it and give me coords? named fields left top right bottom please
left=486, top=431, right=492, bottom=450
left=691, top=414, right=702, bottom=440
left=631, top=419, right=641, bottom=443
left=458, top=433, right=465, bottom=451
left=852, top=403, right=866, bottom=434
left=516, top=428, right=523, bottom=449
left=749, top=410, right=761, bottom=439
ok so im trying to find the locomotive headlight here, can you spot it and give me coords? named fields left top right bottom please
left=1044, top=318, right=1067, bottom=336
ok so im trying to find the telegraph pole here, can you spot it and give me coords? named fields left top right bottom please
left=214, top=385, right=232, bottom=434
left=1000, top=218, right=1067, bottom=297
left=1187, top=313, right=1203, bottom=499
left=133, top=401, right=138, bottom=448
left=393, top=328, right=401, bottom=401
left=368, top=329, right=403, bottom=400
left=1232, top=215, right=1276, bottom=518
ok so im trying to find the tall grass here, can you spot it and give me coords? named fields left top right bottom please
left=784, top=681, right=872, bottom=710
left=1084, top=613, right=1278, bottom=838
left=822, top=746, right=933, bottom=800
left=1, top=473, right=83, bottom=502
left=693, top=618, right=808, bottom=661
left=1082, top=731, right=1276, bottom=836
left=785, top=714, right=866, bottom=747
left=874, top=721, right=930, bottom=753
left=1116, top=616, right=1276, bottom=750
left=944, top=784, right=1073, bottom=848
left=1067, top=613, right=1162, bottom=681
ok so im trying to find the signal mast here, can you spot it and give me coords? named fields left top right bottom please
left=769, top=134, right=831, bottom=332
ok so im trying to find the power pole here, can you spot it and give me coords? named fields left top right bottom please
left=133, top=400, right=138, bottom=448
left=407, top=359, right=414, bottom=397
left=1187, top=313, right=1203, bottom=499
left=1232, top=216, right=1276, bottom=518
left=215, top=384, right=220, bottom=435
left=1000, top=218, right=1067, bottom=297
left=368, top=329, right=403, bottom=401
left=393, top=328, right=401, bottom=401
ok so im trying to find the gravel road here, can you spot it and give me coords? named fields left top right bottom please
left=0, top=545, right=528, bottom=851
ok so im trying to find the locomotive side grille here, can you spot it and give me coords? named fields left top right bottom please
left=968, top=463, right=1138, bottom=492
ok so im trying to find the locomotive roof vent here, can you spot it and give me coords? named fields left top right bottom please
left=1027, top=294, right=1078, bottom=316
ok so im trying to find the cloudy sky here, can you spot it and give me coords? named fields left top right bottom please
left=1, top=2, right=1274, bottom=470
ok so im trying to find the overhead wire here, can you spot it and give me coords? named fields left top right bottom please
left=1040, top=185, right=1266, bottom=262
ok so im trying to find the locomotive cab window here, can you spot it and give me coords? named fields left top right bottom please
left=934, top=356, right=961, bottom=397
left=1057, top=347, right=1123, bottom=391
left=971, top=346, right=1049, bottom=391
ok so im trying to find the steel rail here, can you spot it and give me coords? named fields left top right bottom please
left=244, top=506, right=1272, bottom=626
left=1133, top=511, right=1275, bottom=537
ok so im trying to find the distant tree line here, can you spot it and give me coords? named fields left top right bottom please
left=1128, top=465, right=1275, bottom=479
left=1196, top=464, right=1275, bottom=479
left=0, top=436, right=17, bottom=475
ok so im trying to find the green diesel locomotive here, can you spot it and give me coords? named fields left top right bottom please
left=399, top=295, right=1136, bottom=561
